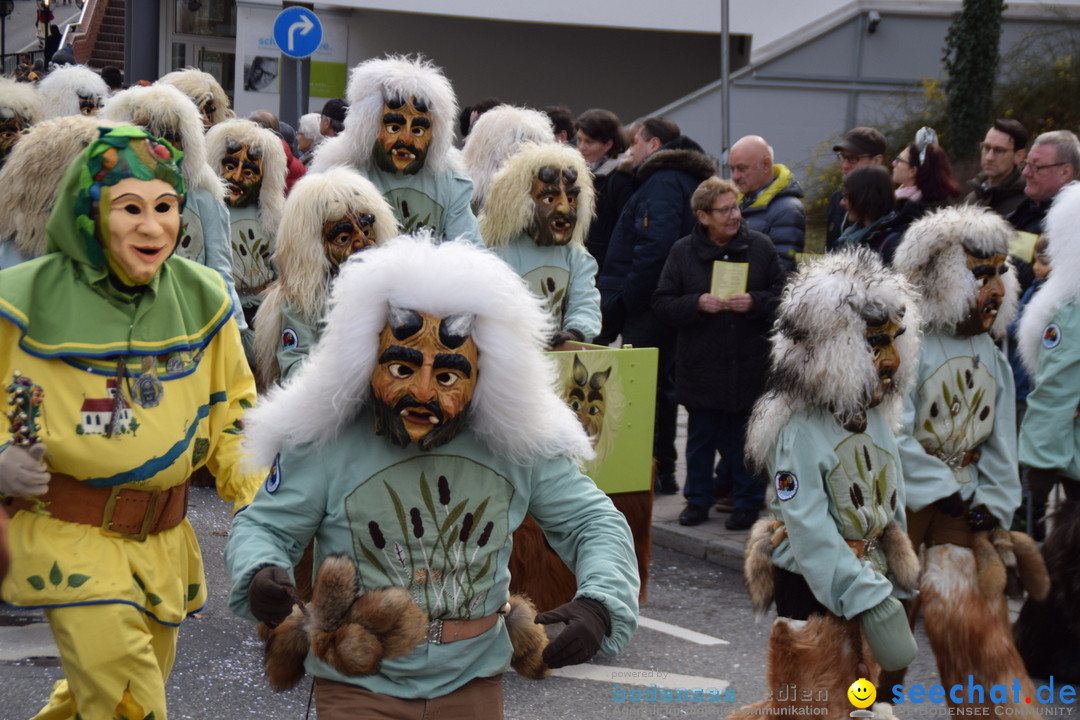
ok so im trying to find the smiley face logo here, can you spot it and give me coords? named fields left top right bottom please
left=848, top=678, right=876, bottom=709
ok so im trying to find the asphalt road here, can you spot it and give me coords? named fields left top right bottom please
left=1, top=486, right=1077, bottom=719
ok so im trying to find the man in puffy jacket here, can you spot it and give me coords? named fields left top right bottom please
left=596, top=117, right=717, bottom=494
left=729, top=135, right=806, bottom=273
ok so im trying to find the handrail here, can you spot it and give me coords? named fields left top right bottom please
left=65, top=0, right=107, bottom=65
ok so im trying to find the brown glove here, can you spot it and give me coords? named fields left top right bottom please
left=248, top=566, right=297, bottom=626
left=549, top=329, right=585, bottom=350
left=535, top=597, right=609, bottom=668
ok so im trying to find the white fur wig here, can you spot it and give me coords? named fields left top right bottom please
left=254, top=167, right=399, bottom=387
left=101, top=83, right=224, bottom=199
left=0, top=77, right=45, bottom=127
left=892, top=204, right=1019, bottom=338
left=36, top=65, right=108, bottom=119
left=205, top=118, right=287, bottom=239
left=1018, top=181, right=1080, bottom=374
left=0, top=116, right=125, bottom=259
left=310, top=55, right=458, bottom=175
left=157, top=68, right=233, bottom=126
left=746, top=247, right=922, bottom=472
left=245, top=234, right=594, bottom=468
left=479, top=142, right=595, bottom=248
left=463, top=105, right=555, bottom=207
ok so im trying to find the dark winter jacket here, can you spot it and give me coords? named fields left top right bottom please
left=835, top=198, right=925, bottom=264
left=586, top=158, right=635, bottom=273
left=738, top=164, right=805, bottom=273
left=825, top=188, right=851, bottom=251
left=1008, top=194, right=1052, bottom=291
left=598, top=143, right=717, bottom=329
left=652, top=222, right=784, bottom=411
left=964, top=166, right=1027, bottom=218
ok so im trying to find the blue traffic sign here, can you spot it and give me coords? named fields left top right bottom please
left=273, top=7, right=322, bottom=60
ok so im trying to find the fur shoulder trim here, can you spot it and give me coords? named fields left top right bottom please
left=36, top=65, right=108, bottom=119
left=1019, top=182, right=1080, bottom=374
left=637, top=148, right=717, bottom=184
left=253, top=283, right=285, bottom=389
left=205, top=119, right=286, bottom=237
left=0, top=116, right=126, bottom=259
left=463, top=106, right=555, bottom=208
left=157, top=68, right=232, bottom=126
left=479, top=142, right=594, bottom=248
left=102, top=83, right=224, bottom=198
left=244, top=235, right=593, bottom=468
left=0, top=78, right=44, bottom=125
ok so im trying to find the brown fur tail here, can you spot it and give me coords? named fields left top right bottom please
left=882, top=521, right=920, bottom=592
left=505, top=594, right=551, bottom=679
left=1009, top=530, right=1050, bottom=601
left=259, top=606, right=310, bottom=691
left=744, top=518, right=776, bottom=617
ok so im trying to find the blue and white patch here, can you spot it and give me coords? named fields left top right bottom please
left=265, top=454, right=281, bottom=493
left=1042, top=323, right=1061, bottom=349
left=281, top=328, right=299, bottom=350
left=775, top=471, right=798, bottom=501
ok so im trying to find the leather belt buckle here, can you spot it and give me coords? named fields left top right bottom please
left=426, top=618, right=444, bottom=645
left=102, top=486, right=161, bottom=542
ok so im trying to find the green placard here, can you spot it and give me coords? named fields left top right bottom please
left=548, top=343, right=658, bottom=494
left=309, top=61, right=347, bottom=99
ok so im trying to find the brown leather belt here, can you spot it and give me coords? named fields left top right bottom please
left=7, top=473, right=190, bottom=542
left=931, top=448, right=980, bottom=471
left=426, top=601, right=511, bottom=644
left=845, top=534, right=881, bottom=560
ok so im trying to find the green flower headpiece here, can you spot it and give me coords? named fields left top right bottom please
left=74, top=125, right=186, bottom=267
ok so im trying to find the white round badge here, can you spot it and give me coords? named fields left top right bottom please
left=775, top=471, right=798, bottom=501
left=1042, top=323, right=1061, bottom=349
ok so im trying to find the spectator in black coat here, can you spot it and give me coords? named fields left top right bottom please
left=598, top=117, right=717, bottom=495
left=653, top=177, right=785, bottom=529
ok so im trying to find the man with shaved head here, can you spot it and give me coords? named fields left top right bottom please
left=728, top=135, right=806, bottom=272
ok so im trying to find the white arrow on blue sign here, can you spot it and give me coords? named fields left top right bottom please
left=273, top=7, right=323, bottom=60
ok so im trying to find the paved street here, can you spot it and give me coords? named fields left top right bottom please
left=3, top=484, right=1076, bottom=718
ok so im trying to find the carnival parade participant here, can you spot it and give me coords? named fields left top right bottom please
left=158, top=68, right=233, bottom=129
left=36, top=65, right=108, bottom=119
left=101, top=83, right=243, bottom=324
left=254, top=166, right=398, bottom=387
left=889, top=205, right=1047, bottom=716
left=1012, top=182, right=1080, bottom=682
left=737, top=247, right=920, bottom=718
left=309, top=54, right=481, bottom=244
left=205, top=118, right=286, bottom=354
left=0, top=77, right=44, bottom=171
left=479, top=142, right=600, bottom=347
left=462, top=104, right=555, bottom=211
left=0, top=126, right=264, bottom=720
left=226, top=235, right=638, bottom=718
left=0, top=115, right=123, bottom=270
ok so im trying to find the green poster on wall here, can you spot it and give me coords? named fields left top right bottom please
left=309, top=61, right=347, bottom=99
left=548, top=343, right=657, bottom=494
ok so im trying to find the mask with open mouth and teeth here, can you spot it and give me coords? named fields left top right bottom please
left=527, top=165, right=580, bottom=247
left=221, top=139, right=263, bottom=207
left=372, top=95, right=431, bottom=175
left=371, top=307, right=478, bottom=450
left=956, top=249, right=1008, bottom=336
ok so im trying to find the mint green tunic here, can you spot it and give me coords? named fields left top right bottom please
left=1019, top=299, right=1080, bottom=480
left=896, top=330, right=1019, bottom=527
left=225, top=409, right=639, bottom=698
left=768, top=407, right=909, bottom=619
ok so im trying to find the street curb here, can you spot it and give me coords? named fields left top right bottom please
left=651, top=522, right=746, bottom=573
